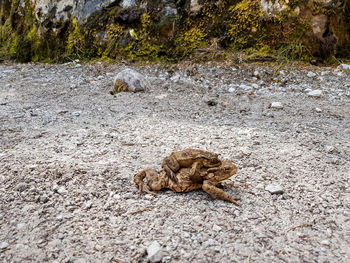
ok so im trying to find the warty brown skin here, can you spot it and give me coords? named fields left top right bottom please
left=161, top=149, right=222, bottom=182
left=134, top=160, right=240, bottom=205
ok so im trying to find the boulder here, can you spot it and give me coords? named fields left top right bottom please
left=113, top=69, right=150, bottom=92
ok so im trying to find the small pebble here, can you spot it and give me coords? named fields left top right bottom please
left=307, top=72, right=317, bottom=77
left=228, top=87, right=235, bottom=93
left=39, top=194, right=49, bottom=203
left=213, top=224, right=222, bottom=231
left=147, top=241, right=165, bottom=263
left=57, top=186, right=68, bottom=195
left=15, top=183, right=28, bottom=192
left=113, top=194, right=121, bottom=199
left=95, top=244, right=102, bottom=251
left=56, top=215, right=63, bottom=221
left=155, top=94, right=167, bottom=100
left=270, top=102, right=283, bottom=109
left=320, top=239, right=330, bottom=246
left=17, top=223, right=25, bottom=230
left=324, top=146, right=335, bottom=153
left=0, top=242, right=9, bottom=250
left=253, top=70, right=261, bottom=79
left=203, top=239, right=216, bottom=247
left=315, top=107, right=322, bottom=113
left=85, top=200, right=92, bottom=209
left=252, top=83, right=259, bottom=89
left=344, top=128, right=350, bottom=133
left=307, top=90, right=323, bottom=97
left=265, top=184, right=284, bottom=194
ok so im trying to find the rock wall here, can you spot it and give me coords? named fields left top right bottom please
left=0, top=0, right=349, bottom=62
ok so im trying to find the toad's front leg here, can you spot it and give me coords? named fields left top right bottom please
left=134, top=169, right=158, bottom=197
left=202, top=179, right=240, bottom=206
left=162, top=156, right=180, bottom=182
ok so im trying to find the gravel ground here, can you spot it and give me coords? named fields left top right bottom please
left=0, top=61, right=349, bottom=262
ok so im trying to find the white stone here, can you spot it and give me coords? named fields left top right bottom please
left=203, top=239, right=216, bottom=247
left=57, top=186, right=68, bottom=195
left=228, top=87, right=235, bottom=93
left=147, top=241, right=165, bottom=263
left=324, top=146, right=335, bottom=153
left=155, top=94, right=168, bottom=100
left=213, top=224, right=222, bottom=231
left=315, top=107, right=322, bottom=113
left=265, top=184, right=284, bottom=194
left=85, top=200, right=92, bottom=209
left=341, top=64, right=350, bottom=70
left=270, top=102, right=283, bottom=109
left=307, top=90, right=323, bottom=97
left=17, top=223, right=26, bottom=230
left=52, top=184, right=59, bottom=192
left=239, top=84, right=249, bottom=89
left=307, top=71, right=317, bottom=78
left=0, top=242, right=9, bottom=249
left=252, top=83, right=259, bottom=89
left=113, top=194, right=121, bottom=199
left=253, top=70, right=261, bottom=78
left=320, top=239, right=330, bottom=246
left=170, top=73, right=181, bottom=83
left=114, top=69, right=150, bottom=92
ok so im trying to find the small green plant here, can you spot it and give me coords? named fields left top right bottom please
left=27, top=26, right=41, bottom=61
left=66, top=18, right=86, bottom=59
left=102, top=23, right=125, bottom=58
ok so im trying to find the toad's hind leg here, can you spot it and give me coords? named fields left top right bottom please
left=188, top=161, right=202, bottom=183
left=202, top=179, right=240, bottom=206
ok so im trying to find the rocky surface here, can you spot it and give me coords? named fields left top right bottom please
left=0, top=61, right=350, bottom=262
left=1, top=0, right=348, bottom=62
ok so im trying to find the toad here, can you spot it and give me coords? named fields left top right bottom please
left=134, top=160, right=240, bottom=205
left=161, top=149, right=221, bottom=182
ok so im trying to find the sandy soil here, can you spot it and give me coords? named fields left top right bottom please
left=0, top=61, right=349, bottom=262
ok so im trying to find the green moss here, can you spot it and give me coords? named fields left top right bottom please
left=125, top=13, right=162, bottom=61
left=174, top=26, right=207, bottom=58
left=66, top=18, right=85, bottom=59
left=0, top=0, right=349, bottom=63
left=228, top=0, right=264, bottom=49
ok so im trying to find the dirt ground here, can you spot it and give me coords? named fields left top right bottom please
left=0, top=61, right=349, bottom=263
